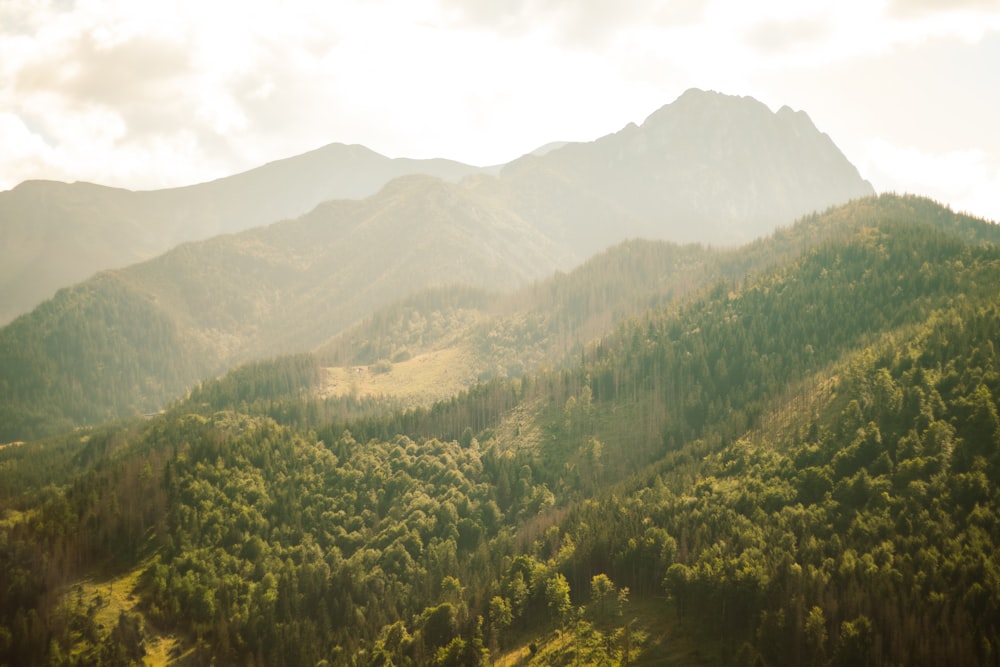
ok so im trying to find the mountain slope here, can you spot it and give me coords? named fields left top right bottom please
left=2, top=195, right=999, bottom=666
left=486, top=88, right=874, bottom=255
left=0, top=144, right=486, bottom=325
left=308, top=240, right=722, bottom=408
left=0, top=175, right=573, bottom=441
left=314, top=193, right=998, bottom=411
left=124, top=174, right=574, bottom=357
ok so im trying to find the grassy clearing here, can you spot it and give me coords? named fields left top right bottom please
left=490, top=398, right=546, bottom=453
left=66, top=563, right=191, bottom=666
left=319, top=344, right=482, bottom=406
left=493, top=598, right=717, bottom=666
left=0, top=507, right=26, bottom=529
left=625, top=598, right=718, bottom=666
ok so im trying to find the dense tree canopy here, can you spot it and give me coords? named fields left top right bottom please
left=2, top=195, right=999, bottom=665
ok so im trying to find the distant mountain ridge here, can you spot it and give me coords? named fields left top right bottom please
left=123, top=173, right=574, bottom=360
left=0, top=145, right=488, bottom=324
left=0, top=173, right=576, bottom=439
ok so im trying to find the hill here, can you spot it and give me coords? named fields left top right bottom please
left=0, top=175, right=572, bottom=441
left=2, top=195, right=999, bottom=666
left=312, top=191, right=968, bottom=413
left=0, top=145, right=487, bottom=325
left=313, top=240, right=721, bottom=390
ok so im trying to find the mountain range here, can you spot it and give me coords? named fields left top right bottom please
left=0, top=89, right=876, bottom=441
left=0, top=88, right=872, bottom=327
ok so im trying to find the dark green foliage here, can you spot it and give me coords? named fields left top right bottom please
left=101, top=610, right=146, bottom=665
left=3, top=195, right=1000, bottom=665
left=577, top=298, right=1000, bottom=664
left=185, top=353, right=321, bottom=411
left=0, top=272, right=210, bottom=441
left=128, top=412, right=554, bottom=664
left=422, top=603, right=459, bottom=650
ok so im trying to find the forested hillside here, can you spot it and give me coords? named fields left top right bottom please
left=1, top=195, right=999, bottom=666
left=0, top=272, right=211, bottom=439
left=313, top=241, right=723, bottom=398
left=0, top=175, right=572, bottom=442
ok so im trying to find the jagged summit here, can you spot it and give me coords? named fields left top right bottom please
left=492, top=88, right=874, bottom=255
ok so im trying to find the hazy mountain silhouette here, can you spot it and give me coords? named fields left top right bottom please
left=0, top=90, right=874, bottom=326
left=487, top=88, right=875, bottom=256
left=0, top=145, right=486, bottom=324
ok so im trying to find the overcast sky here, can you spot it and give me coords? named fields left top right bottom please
left=2, top=0, right=998, bottom=221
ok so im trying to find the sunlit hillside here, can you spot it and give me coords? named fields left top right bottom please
left=3, top=195, right=998, bottom=666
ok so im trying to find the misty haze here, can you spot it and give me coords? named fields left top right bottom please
left=1, top=2, right=998, bottom=666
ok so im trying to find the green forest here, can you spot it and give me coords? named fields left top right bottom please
left=2, top=194, right=1000, bottom=665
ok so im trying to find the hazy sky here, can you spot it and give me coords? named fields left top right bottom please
left=2, top=0, right=998, bottom=221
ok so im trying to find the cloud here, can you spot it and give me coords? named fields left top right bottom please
left=861, top=139, right=1000, bottom=222
left=727, top=0, right=1000, bottom=69
left=438, top=0, right=707, bottom=59
left=0, top=112, right=51, bottom=168
left=14, top=33, right=195, bottom=136
left=745, top=18, right=833, bottom=57
left=0, top=0, right=997, bottom=225
left=887, top=0, right=1000, bottom=19
left=20, top=35, right=190, bottom=104
left=0, top=0, right=353, bottom=187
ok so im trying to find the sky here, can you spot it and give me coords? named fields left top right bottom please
left=1, top=0, right=998, bottom=221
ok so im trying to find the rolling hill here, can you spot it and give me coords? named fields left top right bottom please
left=0, top=175, right=572, bottom=441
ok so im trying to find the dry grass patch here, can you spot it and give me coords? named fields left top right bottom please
left=319, top=345, right=481, bottom=407
left=492, top=598, right=716, bottom=666
left=67, top=564, right=189, bottom=666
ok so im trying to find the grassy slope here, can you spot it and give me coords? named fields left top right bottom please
left=318, top=346, right=483, bottom=407
left=494, top=597, right=715, bottom=666
left=63, top=566, right=194, bottom=666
